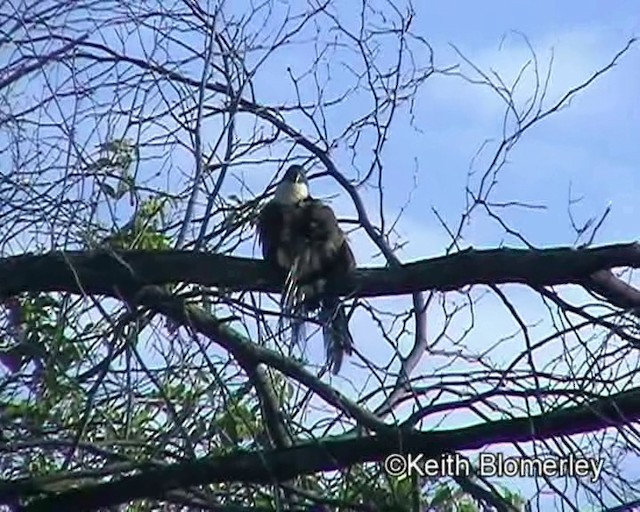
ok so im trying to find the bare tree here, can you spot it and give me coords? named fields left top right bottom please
left=0, top=1, right=638, bottom=511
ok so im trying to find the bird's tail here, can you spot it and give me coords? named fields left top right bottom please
left=280, top=257, right=308, bottom=345
left=281, top=257, right=302, bottom=315
left=319, top=296, right=354, bottom=375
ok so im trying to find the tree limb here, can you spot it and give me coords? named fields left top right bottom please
left=11, top=384, right=640, bottom=511
left=1, top=243, right=640, bottom=302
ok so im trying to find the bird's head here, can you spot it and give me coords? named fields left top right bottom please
left=273, top=165, right=310, bottom=204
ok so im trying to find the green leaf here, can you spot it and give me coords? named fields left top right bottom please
left=430, top=484, right=453, bottom=508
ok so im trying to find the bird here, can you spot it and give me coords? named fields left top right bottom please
left=256, top=164, right=356, bottom=374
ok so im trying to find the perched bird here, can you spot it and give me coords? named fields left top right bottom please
left=256, top=165, right=356, bottom=374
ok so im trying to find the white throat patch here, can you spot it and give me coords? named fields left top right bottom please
left=273, top=182, right=309, bottom=204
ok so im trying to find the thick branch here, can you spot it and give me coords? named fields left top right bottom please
left=12, top=385, right=640, bottom=511
left=1, top=243, right=640, bottom=301
left=585, top=269, right=640, bottom=312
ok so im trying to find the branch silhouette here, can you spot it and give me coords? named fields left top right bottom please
left=3, top=244, right=640, bottom=510
left=2, top=243, right=640, bottom=305
left=11, top=383, right=640, bottom=511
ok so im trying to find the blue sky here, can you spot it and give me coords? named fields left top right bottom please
left=3, top=0, right=640, bottom=510
left=220, top=2, right=640, bottom=510
left=119, top=2, right=640, bottom=509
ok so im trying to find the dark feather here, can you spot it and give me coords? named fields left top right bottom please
left=257, top=196, right=355, bottom=372
left=257, top=198, right=355, bottom=283
left=319, top=296, right=354, bottom=374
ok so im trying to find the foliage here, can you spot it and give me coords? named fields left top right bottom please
left=0, top=0, right=637, bottom=511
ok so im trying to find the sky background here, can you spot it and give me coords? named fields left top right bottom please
left=224, top=2, right=640, bottom=510
left=118, top=1, right=640, bottom=510
left=3, top=0, right=640, bottom=510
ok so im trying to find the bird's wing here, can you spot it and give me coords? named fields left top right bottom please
left=304, top=199, right=356, bottom=273
left=256, top=201, right=275, bottom=258
left=257, top=200, right=293, bottom=268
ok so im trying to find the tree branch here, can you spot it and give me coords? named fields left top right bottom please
left=11, top=384, right=640, bottom=511
left=1, top=243, right=640, bottom=302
